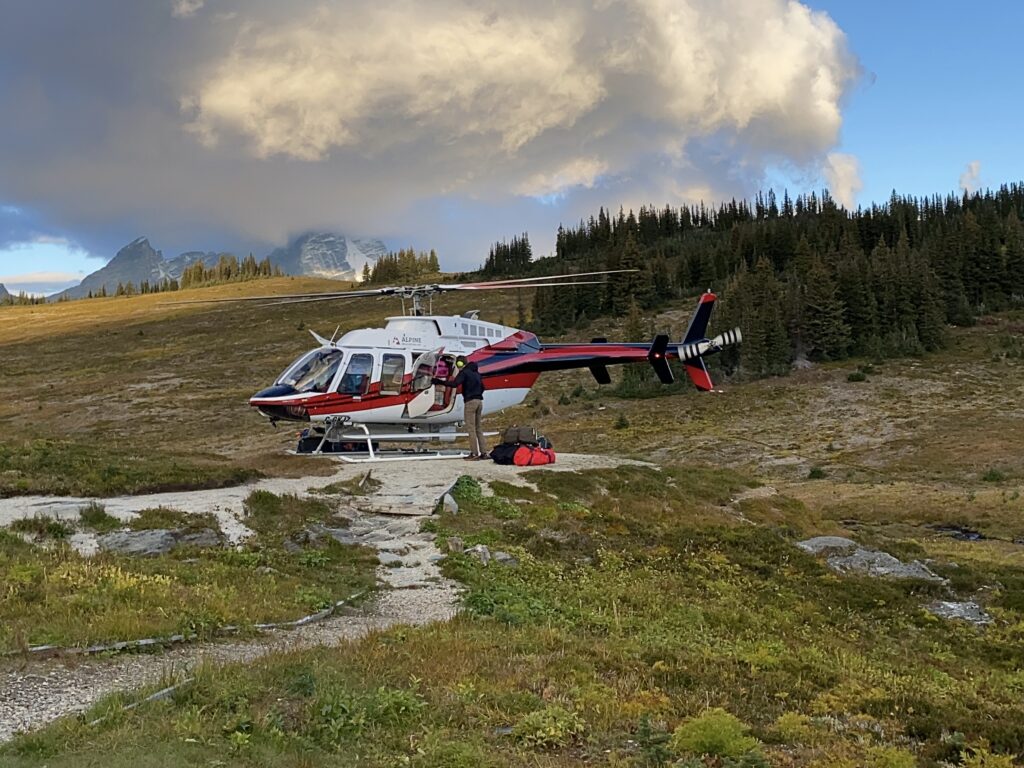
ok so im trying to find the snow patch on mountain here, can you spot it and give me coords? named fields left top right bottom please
left=50, top=232, right=388, bottom=300
left=269, top=233, right=385, bottom=282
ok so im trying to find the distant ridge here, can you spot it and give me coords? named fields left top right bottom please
left=51, top=232, right=387, bottom=300
left=0, top=283, right=10, bottom=302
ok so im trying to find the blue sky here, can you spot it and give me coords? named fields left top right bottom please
left=1, top=0, right=1022, bottom=295
left=808, top=0, right=1024, bottom=204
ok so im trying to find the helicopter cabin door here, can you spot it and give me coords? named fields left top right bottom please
left=404, top=348, right=442, bottom=419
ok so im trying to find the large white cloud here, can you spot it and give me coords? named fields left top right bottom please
left=189, top=1, right=857, bottom=175
left=0, top=0, right=861, bottom=267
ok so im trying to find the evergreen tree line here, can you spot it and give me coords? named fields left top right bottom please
left=179, top=254, right=279, bottom=288
left=364, top=248, right=440, bottom=284
left=0, top=291, right=47, bottom=306
left=505, top=183, right=1024, bottom=377
left=84, top=253, right=281, bottom=299
left=481, top=234, right=532, bottom=276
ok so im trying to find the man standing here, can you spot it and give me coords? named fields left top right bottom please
left=433, top=356, right=487, bottom=460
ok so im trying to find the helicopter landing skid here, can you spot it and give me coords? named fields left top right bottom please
left=301, top=422, right=496, bottom=463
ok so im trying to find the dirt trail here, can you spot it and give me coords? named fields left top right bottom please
left=0, top=454, right=642, bottom=742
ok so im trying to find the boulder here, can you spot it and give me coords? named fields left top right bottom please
left=927, top=600, right=992, bottom=625
left=377, top=552, right=404, bottom=566
left=98, top=529, right=177, bottom=557
left=98, top=528, right=224, bottom=557
left=176, top=528, right=222, bottom=550
left=306, top=523, right=357, bottom=546
left=826, top=549, right=944, bottom=582
left=796, top=536, right=859, bottom=555
left=465, top=544, right=491, bottom=565
left=797, top=536, right=945, bottom=582
left=492, top=551, right=518, bottom=567
left=440, top=493, right=459, bottom=515
left=446, top=536, right=465, bottom=554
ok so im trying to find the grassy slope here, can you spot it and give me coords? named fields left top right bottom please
left=4, top=469, right=1022, bottom=767
left=0, top=491, right=377, bottom=651
left=2, top=289, right=1024, bottom=765
left=0, top=278, right=524, bottom=495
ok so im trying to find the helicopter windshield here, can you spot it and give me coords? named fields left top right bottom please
left=277, top=349, right=344, bottom=394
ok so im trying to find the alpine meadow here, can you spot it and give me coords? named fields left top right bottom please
left=3, top=1, right=1024, bottom=766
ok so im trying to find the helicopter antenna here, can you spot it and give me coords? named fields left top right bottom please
left=329, top=325, right=341, bottom=344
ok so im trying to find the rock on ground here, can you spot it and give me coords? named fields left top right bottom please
left=795, top=536, right=860, bottom=555
left=927, top=600, right=992, bottom=625
left=796, top=536, right=944, bottom=582
left=97, top=528, right=222, bottom=557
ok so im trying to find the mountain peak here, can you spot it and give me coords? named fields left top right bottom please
left=51, top=230, right=388, bottom=301
left=0, top=283, right=10, bottom=300
left=269, top=232, right=386, bottom=281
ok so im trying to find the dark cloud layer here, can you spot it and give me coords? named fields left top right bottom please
left=0, top=0, right=860, bottom=267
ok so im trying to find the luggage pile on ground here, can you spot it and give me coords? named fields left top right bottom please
left=489, top=425, right=556, bottom=466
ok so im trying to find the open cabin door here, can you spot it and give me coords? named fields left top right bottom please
left=404, top=348, right=442, bottom=419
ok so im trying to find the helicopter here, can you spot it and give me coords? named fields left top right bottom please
left=209, top=271, right=741, bottom=461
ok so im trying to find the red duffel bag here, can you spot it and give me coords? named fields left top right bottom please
left=513, top=445, right=557, bottom=466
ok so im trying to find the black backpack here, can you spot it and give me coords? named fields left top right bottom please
left=501, top=424, right=539, bottom=445
left=489, top=443, right=518, bottom=465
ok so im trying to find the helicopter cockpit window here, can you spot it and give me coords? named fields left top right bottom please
left=277, top=349, right=344, bottom=394
left=339, top=353, right=374, bottom=395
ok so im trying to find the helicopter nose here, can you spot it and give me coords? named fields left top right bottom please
left=252, top=384, right=298, bottom=400
left=249, top=384, right=310, bottom=421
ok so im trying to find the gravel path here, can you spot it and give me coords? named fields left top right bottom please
left=0, top=454, right=644, bottom=742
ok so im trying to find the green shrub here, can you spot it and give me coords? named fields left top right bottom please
left=669, top=708, right=759, bottom=759
left=771, top=711, right=814, bottom=744
left=315, top=685, right=426, bottom=747
left=981, top=468, right=1007, bottom=482
left=9, top=515, right=72, bottom=539
left=848, top=370, right=868, bottom=382
left=866, top=745, right=917, bottom=768
left=78, top=502, right=120, bottom=532
left=808, top=466, right=827, bottom=480
left=614, top=413, right=630, bottom=429
left=512, top=705, right=585, bottom=749
left=963, top=745, right=1017, bottom=767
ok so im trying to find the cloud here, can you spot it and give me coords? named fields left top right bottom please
left=823, top=152, right=863, bottom=209
left=959, top=160, right=981, bottom=194
left=514, top=158, right=609, bottom=199
left=171, top=0, right=204, bottom=18
left=0, top=271, right=86, bottom=296
left=0, top=0, right=861, bottom=268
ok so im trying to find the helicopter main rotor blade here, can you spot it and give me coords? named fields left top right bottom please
left=256, top=280, right=606, bottom=306
left=443, top=269, right=638, bottom=289
left=168, top=287, right=397, bottom=305
left=164, top=268, right=635, bottom=306
left=444, top=280, right=605, bottom=291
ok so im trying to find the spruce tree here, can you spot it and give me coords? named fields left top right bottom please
left=802, top=255, right=851, bottom=361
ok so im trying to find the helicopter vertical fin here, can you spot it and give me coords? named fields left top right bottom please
left=683, top=291, right=716, bottom=344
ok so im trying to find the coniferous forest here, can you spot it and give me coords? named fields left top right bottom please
left=501, top=184, right=1024, bottom=377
